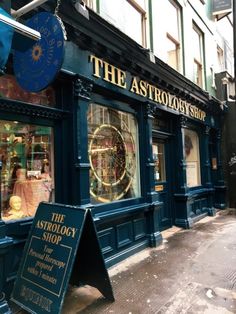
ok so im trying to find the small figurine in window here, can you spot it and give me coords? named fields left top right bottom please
left=3, top=195, right=26, bottom=221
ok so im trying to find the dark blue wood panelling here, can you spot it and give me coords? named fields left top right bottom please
left=133, top=218, right=146, bottom=241
left=117, top=221, right=133, bottom=249
left=190, top=197, right=208, bottom=217
left=4, top=238, right=27, bottom=299
left=98, top=227, right=115, bottom=255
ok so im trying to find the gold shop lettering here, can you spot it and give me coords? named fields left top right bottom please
left=36, top=213, right=78, bottom=245
left=89, top=55, right=206, bottom=122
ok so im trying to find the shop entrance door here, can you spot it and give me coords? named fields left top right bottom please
left=152, top=138, right=172, bottom=231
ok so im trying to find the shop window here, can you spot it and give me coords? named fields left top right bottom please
left=1, top=121, right=54, bottom=221
left=184, top=129, right=201, bottom=187
left=0, top=74, right=55, bottom=107
left=153, top=142, right=166, bottom=182
left=192, top=24, right=204, bottom=88
left=88, top=103, right=140, bottom=203
left=99, top=0, right=147, bottom=47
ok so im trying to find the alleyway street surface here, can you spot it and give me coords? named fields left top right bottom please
left=13, top=209, right=236, bottom=314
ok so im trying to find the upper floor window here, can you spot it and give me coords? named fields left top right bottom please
left=152, top=0, right=182, bottom=73
left=217, top=45, right=224, bottom=72
left=99, top=0, right=147, bottom=47
left=166, top=1, right=182, bottom=71
left=192, top=24, right=204, bottom=88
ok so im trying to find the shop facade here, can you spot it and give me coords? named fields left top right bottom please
left=0, top=2, right=226, bottom=308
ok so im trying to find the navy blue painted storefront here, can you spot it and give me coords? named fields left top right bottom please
left=0, top=2, right=226, bottom=308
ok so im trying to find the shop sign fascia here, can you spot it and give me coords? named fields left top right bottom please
left=89, top=54, right=207, bottom=122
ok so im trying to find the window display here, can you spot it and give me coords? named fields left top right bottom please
left=0, top=121, right=54, bottom=221
left=88, top=104, right=140, bottom=203
left=184, top=128, right=201, bottom=187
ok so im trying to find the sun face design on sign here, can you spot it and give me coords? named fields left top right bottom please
left=31, top=44, right=43, bottom=62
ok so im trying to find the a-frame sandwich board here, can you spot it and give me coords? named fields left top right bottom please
left=11, top=202, right=114, bottom=314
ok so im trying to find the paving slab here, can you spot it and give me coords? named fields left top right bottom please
left=10, top=209, right=236, bottom=314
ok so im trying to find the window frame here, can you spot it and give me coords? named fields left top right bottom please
left=192, top=23, right=205, bottom=88
left=127, top=0, right=147, bottom=47
left=166, top=0, right=183, bottom=72
left=183, top=128, right=202, bottom=188
left=217, top=45, right=224, bottom=72
left=193, top=58, right=203, bottom=87
left=97, top=0, right=148, bottom=48
left=166, top=32, right=181, bottom=71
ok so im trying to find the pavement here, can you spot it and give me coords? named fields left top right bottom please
left=11, top=208, right=236, bottom=314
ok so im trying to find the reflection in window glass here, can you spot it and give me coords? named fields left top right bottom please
left=153, top=142, right=166, bottom=182
left=1, top=121, right=54, bottom=221
left=184, top=129, right=201, bottom=187
left=88, top=103, right=140, bottom=203
left=0, top=75, right=55, bottom=107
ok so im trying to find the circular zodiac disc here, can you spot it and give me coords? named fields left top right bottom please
left=89, top=123, right=136, bottom=202
left=13, top=12, right=64, bottom=92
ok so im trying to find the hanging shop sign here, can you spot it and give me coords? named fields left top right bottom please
left=11, top=202, right=114, bottom=314
left=89, top=55, right=206, bottom=122
left=212, top=0, right=232, bottom=16
left=13, top=12, right=65, bottom=92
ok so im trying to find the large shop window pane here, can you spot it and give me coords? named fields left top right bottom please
left=184, top=129, right=201, bottom=187
left=88, top=104, right=140, bottom=203
left=1, top=121, right=54, bottom=221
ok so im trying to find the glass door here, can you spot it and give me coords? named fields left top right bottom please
left=153, top=139, right=172, bottom=230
